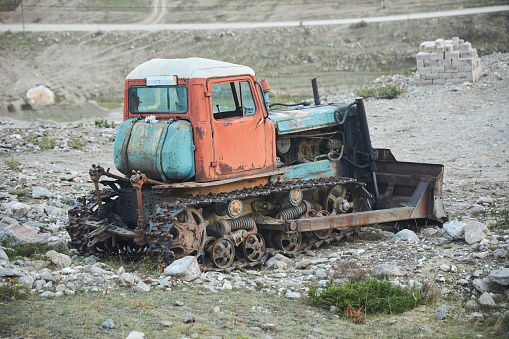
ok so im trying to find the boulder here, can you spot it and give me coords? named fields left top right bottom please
left=464, top=221, right=490, bottom=244
left=0, top=224, right=44, bottom=245
left=25, top=85, right=55, bottom=109
left=0, top=267, right=22, bottom=277
left=164, top=256, right=201, bottom=281
left=0, top=247, right=8, bottom=261
left=465, top=300, right=479, bottom=309
left=371, top=264, right=407, bottom=277
left=285, top=291, right=301, bottom=299
left=478, top=292, right=496, bottom=307
left=389, top=229, right=419, bottom=243
left=119, top=273, right=137, bottom=286
left=133, top=281, right=150, bottom=292
left=468, top=312, right=484, bottom=321
left=32, top=187, right=52, bottom=199
left=488, top=267, right=509, bottom=286
left=126, top=331, right=146, bottom=339
left=45, top=250, right=72, bottom=268
left=441, top=220, right=465, bottom=240
left=472, top=279, right=489, bottom=293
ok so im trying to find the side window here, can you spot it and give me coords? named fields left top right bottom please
left=241, top=81, right=256, bottom=116
left=212, top=81, right=257, bottom=120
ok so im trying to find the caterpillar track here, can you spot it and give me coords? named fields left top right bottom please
left=67, top=175, right=370, bottom=269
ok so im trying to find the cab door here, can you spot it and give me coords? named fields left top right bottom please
left=208, top=78, right=266, bottom=178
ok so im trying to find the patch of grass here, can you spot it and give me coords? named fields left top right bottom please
left=481, top=205, right=509, bottom=230
left=0, top=279, right=27, bottom=301
left=67, top=133, right=87, bottom=149
left=355, top=82, right=406, bottom=99
left=94, top=119, right=115, bottom=128
left=38, top=134, right=57, bottom=149
left=21, top=132, right=57, bottom=149
left=3, top=156, right=22, bottom=171
left=8, top=188, right=31, bottom=202
left=1, top=238, right=66, bottom=260
left=308, top=278, right=424, bottom=316
left=101, top=252, right=163, bottom=278
left=60, top=197, right=76, bottom=206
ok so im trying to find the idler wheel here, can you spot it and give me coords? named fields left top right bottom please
left=273, top=231, right=302, bottom=253
left=243, top=233, right=266, bottom=262
left=210, top=238, right=235, bottom=268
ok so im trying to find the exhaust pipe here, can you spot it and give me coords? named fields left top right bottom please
left=311, top=78, right=320, bottom=106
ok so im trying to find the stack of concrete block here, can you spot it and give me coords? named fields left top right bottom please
left=416, top=37, right=481, bottom=85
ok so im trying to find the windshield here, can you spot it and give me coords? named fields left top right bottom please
left=129, top=85, right=188, bottom=114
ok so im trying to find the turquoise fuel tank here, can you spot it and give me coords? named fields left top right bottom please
left=113, top=118, right=195, bottom=181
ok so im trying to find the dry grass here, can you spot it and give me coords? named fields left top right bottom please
left=0, top=284, right=507, bottom=338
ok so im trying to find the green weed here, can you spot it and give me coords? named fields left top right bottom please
left=0, top=238, right=66, bottom=260
left=67, top=133, right=87, bottom=149
left=60, top=197, right=76, bottom=206
left=481, top=205, right=509, bottom=230
left=308, top=278, right=423, bottom=315
left=3, top=156, right=22, bottom=170
left=94, top=119, right=115, bottom=128
left=22, top=132, right=57, bottom=149
left=0, top=279, right=26, bottom=301
left=8, top=188, right=31, bottom=202
left=355, top=82, right=406, bottom=99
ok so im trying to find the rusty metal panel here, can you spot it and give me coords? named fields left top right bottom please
left=295, top=207, right=415, bottom=232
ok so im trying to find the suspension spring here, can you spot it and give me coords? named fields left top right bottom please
left=219, top=217, right=256, bottom=232
left=276, top=201, right=309, bottom=220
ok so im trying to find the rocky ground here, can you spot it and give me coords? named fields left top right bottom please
left=0, top=53, right=508, bottom=338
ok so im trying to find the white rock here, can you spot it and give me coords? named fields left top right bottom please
left=45, top=250, right=72, bottom=268
left=163, top=256, right=201, bottom=282
left=18, top=275, right=35, bottom=289
left=478, top=292, right=496, bottom=307
left=390, top=229, right=420, bottom=243
left=465, top=300, right=479, bottom=309
left=285, top=291, right=301, bottom=299
left=488, top=267, right=509, bottom=285
left=372, top=264, right=407, bottom=277
left=0, top=267, right=22, bottom=277
left=0, top=224, right=43, bottom=245
left=440, top=264, right=451, bottom=272
left=442, top=220, right=465, bottom=240
left=133, top=281, right=150, bottom=292
left=464, top=221, right=490, bottom=244
left=126, top=331, right=146, bottom=339
left=222, top=281, right=233, bottom=290
left=295, top=259, right=311, bottom=269
left=39, top=291, right=55, bottom=298
left=472, top=279, right=489, bottom=293
left=476, top=196, right=493, bottom=205
left=468, top=312, right=484, bottom=321
left=119, top=273, right=137, bottom=285
left=32, top=187, right=53, bottom=199
left=0, top=247, right=8, bottom=261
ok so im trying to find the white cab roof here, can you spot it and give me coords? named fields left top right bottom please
left=126, top=57, right=255, bottom=80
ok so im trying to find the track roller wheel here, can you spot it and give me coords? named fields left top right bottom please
left=273, top=231, right=302, bottom=253
left=243, top=233, right=266, bottom=262
left=210, top=238, right=235, bottom=268
left=311, top=210, right=332, bottom=240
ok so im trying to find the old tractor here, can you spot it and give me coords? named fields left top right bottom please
left=67, top=58, right=447, bottom=268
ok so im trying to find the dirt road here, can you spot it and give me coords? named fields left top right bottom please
left=1, top=5, right=508, bottom=32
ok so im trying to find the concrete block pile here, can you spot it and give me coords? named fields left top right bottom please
left=416, top=37, right=481, bottom=86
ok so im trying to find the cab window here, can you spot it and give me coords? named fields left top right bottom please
left=212, top=81, right=256, bottom=120
left=129, top=85, right=187, bottom=114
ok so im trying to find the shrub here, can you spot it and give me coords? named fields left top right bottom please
left=308, top=278, right=423, bottom=315
left=37, top=135, right=56, bottom=149
left=8, top=188, right=31, bottom=202
left=0, top=279, right=26, bottom=301
left=3, top=156, right=21, bottom=170
left=355, top=82, right=406, bottom=99
left=481, top=205, right=509, bottom=230
left=95, top=119, right=115, bottom=128
left=67, top=133, right=87, bottom=149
